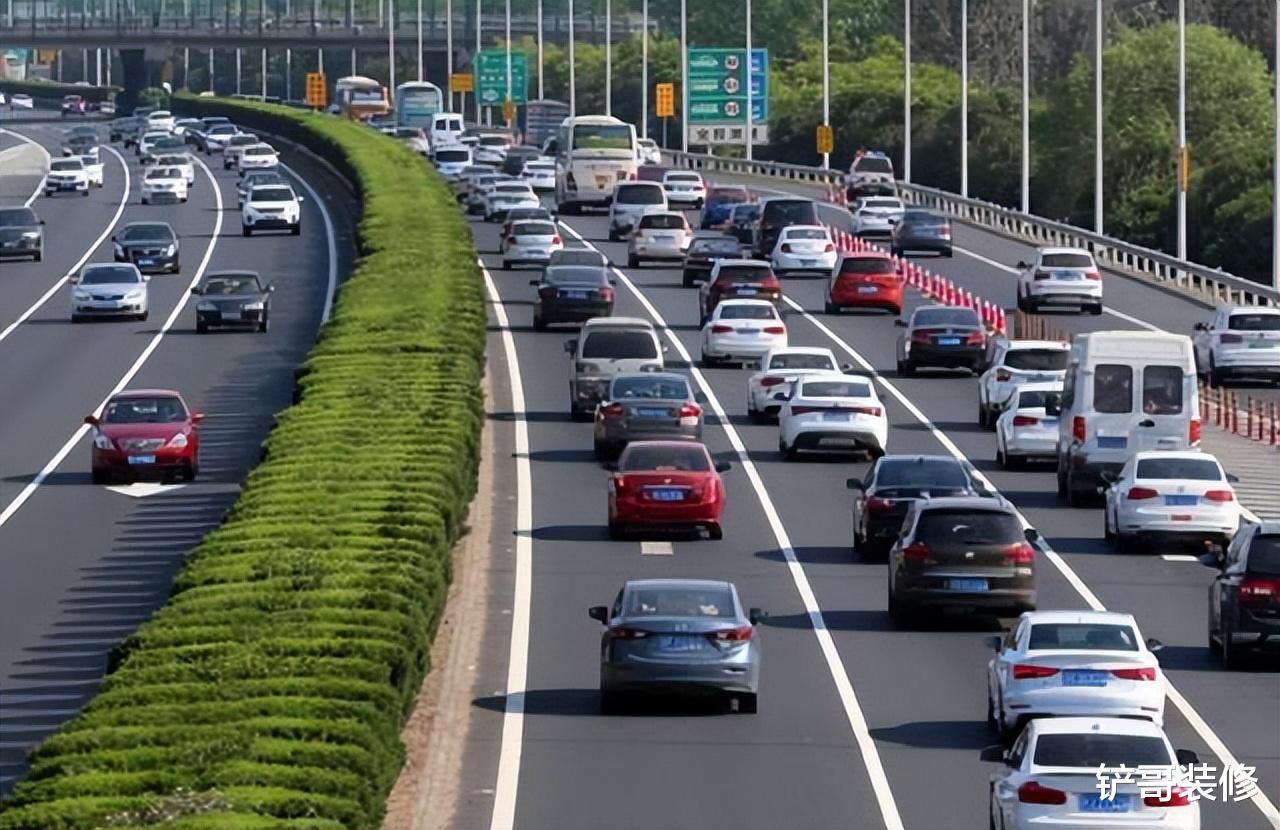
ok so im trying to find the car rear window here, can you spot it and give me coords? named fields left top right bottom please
left=549, top=250, right=607, bottom=267
left=762, top=200, right=817, bottom=225
left=612, top=377, right=690, bottom=400
left=709, top=189, right=748, bottom=204
left=667, top=173, right=700, bottom=183
left=854, top=156, right=893, bottom=174
left=545, top=266, right=607, bottom=285
left=839, top=257, right=896, bottom=276
left=514, top=221, right=557, bottom=236
left=582, top=330, right=658, bottom=359
left=1014, top=390, right=1057, bottom=409
left=1092, top=364, right=1133, bottom=414
left=801, top=380, right=872, bottom=398
left=732, top=205, right=761, bottom=220
left=785, top=228, right=828, bottom=240
left=913, top=308, right=980, bottom=327
left=624, top=586, right=734, bottom=617
left=915, top=509, right=1023, bottom=545
left=1027, top=623, right=1140, bottom=651
left=688, top=238, right=740, bottom=256
left=1032, top=735, right=1170, bottom=768
left=1141, top=365, right=1183, bottom=415
left=876, top=459, right=970, bottom=488
left=616, top=185, right=665, bottom=205
left=1227, top=313, right=1280, bottom=331
left=640, top=214, right=686, bottom=230
left=720, top=304, right=777, bottom=321
left=1004, top=349, right=1068, bottom=371
left=435, top=150, right=470, bottom=162
left=716, top=266, right=772, bottom=284
left=619, top=444, right=710, bottom=473
left=1041, top=253, right=1094, bottom=268
left=1247, top=536, right=1280, bottom=575
left=902, top=210, right=941, bottom=224
left=863, top=199, right=901, bottom=210
left=1134, top=458, right=1221, bottom=481
left=769, top=353, right=834, bottom=371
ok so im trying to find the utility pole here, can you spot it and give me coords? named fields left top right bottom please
left=568, top=0, right=576, bottom=116
left=903, top=0, right=911, bottom=181
left=1176, top=0, right=1187, bottom=260
left=536, top=0, right=543, bottom=99
left=604, top=0, right=611, bottom=115
left=640, top=0, right=647, bottom=139
left=417, top=0, right=423, bottom=80
left=960, top=0, right=968, bottom=196
left=679, top=0, right=686, bottom=152
left=1021, top=0, right=1030, bottom=213
left=746, top=0, right=754, bottom=160
left=388, top=0, right=396, bottom=89
left=1094, top=0, right=1104, bottom=234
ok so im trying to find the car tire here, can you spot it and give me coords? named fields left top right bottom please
left=502, top=260, right=512, bottom=270
left=91, top=468, right=109, bottom=485
left=824, top=299, right=838, bottom=315
left=71, top=314, right=83, bottom=324
left=943, top=248, right=953, bottom=258
left=1208, top=620, right=1222, bottom=655
left=887, top=587, right=912, bottom=629
left=183, top=463, right=197, bottom=482
left=706, top=523, right=724, bottom=541
left=1090, top=303, right=1104, bottom=316
left=627, top=254, right=639, bottom=268
left=900, top=360, right=915, bottom=377
left=291, top=223, right=301, bottom=236
left=736, top=693, right=758, bottom=714
left=137, top=311, right=148, bottom=322
left=33, top=249, right=42, bottom=262
left=196, top=320, right=208, bottom=334
left=978, top=402, right=990, bottom=430
left=1104, top=510, right=1116, bottom=546
left=258, top=314, right=269, bottom=334
left=986, top=693, right=998, bottom=733
left=242, top=225, right=252, bottom=237
left=533, top=315, right=547, bottom=332
left=81, top=189, right=89, bottom=197
left=700, top=355, right=718, bottom=369
left=599, top=689, right=625, bottom=714
left=1221, top=623, right=1242, bottom=670
left=607, top=522, right=626, bottom=542
left=1208, top=357, right=1226, bottom=388
left=1015, top=291, right=1028, bottom=313
left=780, top=438, right=798, bottom=462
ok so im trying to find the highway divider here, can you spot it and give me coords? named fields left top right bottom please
left=0, top=96, right=485, bottom=829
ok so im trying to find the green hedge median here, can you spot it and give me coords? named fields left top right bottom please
left=0, top=97, right=485, bottom=829
left=0, top=79, right=119, bottom=104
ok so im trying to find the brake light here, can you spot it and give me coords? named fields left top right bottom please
left=865, top=496, right=894, bottom=513
left=1219, top=333, right=1243, bottom=344
left=1126, top=487, right=1159, bottom=500
left=1017, top=781, right=1068, bottom=805
left=551, top=235, right=562, bottom=244
left=852, top=406, right=882, bottom=417
left=678, top=403, right=702, bottom=419
left=1144, top=788, right=1192, bottom=807
left=764, top=326, right=786, bottom=335
left=1012, top=663, right=1060, bottom=680
left=1033, top=270, right=1052, bottom=281
left=1111, top=667, right=1157, bottom=681
left=966, top=331, right=986, bottom=345
left=606, top=626, right=648, bottom=640
left=1239, top=576, right=1279, bottom=606
left=1004, top=542, right=1036, bottom=565
left=995, top=369, right=1012, bottom=382
left=711, top=324, right=733, bottom=334
left=780, top=243, right=792, bottom=253
left=902, top=541, right=930, bottom=561
left=1072, top=416, right=1086, bottom=442
left=1189, top=419, right=1201, bottom=445
left=602, top=403, right=625, bottom=419
left=1012, top=415, right=1040, bottom=426
left=1084, top=270, right=1102, bottom=281
left=1203, top=489, right=1233, bottom=502
left=789, top=405, right=822, bottom=415
left=612, top=474, right=627, bottom=494
left=760, top=375, right=787, bottom=387
left=824, top=243, right=835, bottom=252
left=599, top=287, right=614, bottom=302
left=539, top=286, right=557, bottom=298
left=911, top=330, right=933, bottom=343
left=712, top=624, right=754, bottom=642
left=939, top=223, right=952, bottom=235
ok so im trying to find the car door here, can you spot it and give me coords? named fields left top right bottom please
left=982, top=342, right=1010, bottom=406
left=991, top=619, right=1025, bottom=711
left=993, top=729, right=1031, bottom=828
left=1214, top=523, right=1252, bottom=636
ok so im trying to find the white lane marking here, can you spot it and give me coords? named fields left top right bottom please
left=558, top=221, right=907, bottom=830
left=640, top=541, right=674, bottom=556
left=280, top=161, right=338, bottom=324
left=480, top=259, right=532, bottom=830
left=1160, top=555, right=1200, bottom=563
left=0, top=142, right=132, bottom=345
left=104, top=482, right=188, bottom=498
left=777, top=295, right=1280, bottom=827
left=0, top=127, right=52, bottom=206
left=0, top=157, right=224, bottom=532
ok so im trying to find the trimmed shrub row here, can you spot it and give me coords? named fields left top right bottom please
left=0, top=96, right=485, bottom=829
left=0, top=78, right=119, bottom=104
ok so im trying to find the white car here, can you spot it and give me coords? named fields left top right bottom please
left=137, top=130, right=170, bottom=160
left=700, top=299, right=788, bottom=368
left=473, top=134, right=511, bottom=165
left=521, top=159, right=557, bottom=191
left=155, top=153, right=196, bottom=188
left=10, top=93, right=34, bottom=109
left=1016, top=247, right=1103, bottom=315
left=1192, top=305, right=1280, bottom=387
left=777, top=372, right=888, bottom=460
left=171, top=117, right=202, bottom=138
left=392, top=127, right=430, bottom=155
left=147, top=110, right=176, bottom=133
left=484, top=182, right=538, bottom=221
left=1103, top=450, right=1240, bottom=552
left=501, top=220, right=563, bottom=269
left=850, top=196, right=905, bottom=236
left=747, top=347, right=847, bottom=422
left=222, top=133, right=261, bottom=169
left=627, top=212, right=691, bottom=267
left=140, top=166, right=189, bottom=204
left=70, top=263, right=150, bottom=323
left=78, top=154, right=105, bottom=188
left=201, top=124, right=239, bottom=153
left=662, top=170, right=706, bottom=209
left=637, top=138, right=662, bottom=165
left=978, top=339, right=1071, bottom=428
left=432, top=146, right=473, bottom=179
left=986, top=611, right=1166, bottom=741
left=242, top=184, right=303, bottom=236
left=237, top=143, right=280, bottom=174
left=986, top=717, right=1200, bottom=830
left=467, top=174, right=512, bottom=215
left=770, top=224, right=837, bottom=277
left=995, top=383, right=1063, bottom=469
left=45, top=158, right=90, bottom=197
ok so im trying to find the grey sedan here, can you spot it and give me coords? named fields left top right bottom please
left=593, top=373, right=704, bottom=460
left=191, top=271, right=274, bottom=333
left=590, top=579, right=765, bottom=713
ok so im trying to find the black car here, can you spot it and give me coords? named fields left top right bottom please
left=752, top=197, right=819, bottom=259
left=108, top=117, right=135, bottom=143
left=891, top=209, right=953, bottom=258
left=500, top=145, right=543, bottom=176
left=113, top=222, right=180, bottom=274
left=530, top=265, right=615, bottom=330
left=894, top=305, right=987, bottom=376
left=1207, top=519, right=1280, bottom=668
left=681, top=233, right=742, bottom=287
left=847, top=455, right=989, bottom=559
left=0, top=206, right=44, bottom=262
left=726, top=203, right=760, bottom=247
left=65, top=136, right=98, bottom=160
left=143, top=135, right=186, bottom=165
left=191, top=270, right=274, bottom=333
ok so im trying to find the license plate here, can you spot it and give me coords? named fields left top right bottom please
left=635, top=408, right=667, bottom=418
left=1248, top=339, right=1274, bottom=349
left=822, top=411, right=849, bottom=421
left=563, top=291, right=588, bottom=299
left=857, top=285, right=879, bottom=294
left=738, top=328, right=759, bottom=335
left=947, top=578, right=988, bottom=592
left=737, top=288, right=758, bottom=296
left=1062, top=670, right=1109, bottom=687
left=138, top=258, right=154, bottom=266
left=1165, top=494, right=1198, bottom=506
left=222, top=310, right=241, bottom=320
left=801, top=259, right=816, bottom=266
left=1171, top=514, right=1192, bottom=521
left=937, top=337, right=961, bottom=346
left=595, top=175, right=609, bottom=188
left=1097, top=436, right=1127, bottom=449
left=1042, top=417, right=1058, bottom=425
left=658, top=636, right=702, bottom=652
left=1079, top=794, right=1131, bottom=813
left=647, top=488, right=686, bottom=502
left=128, top=455, right=156, bottom=465
left=1057, top=271, right=1083, bottom=280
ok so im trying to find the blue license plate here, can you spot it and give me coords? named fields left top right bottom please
left=1062, top=670, right=1109, bottom=687
left=937, top=337, right=961, bottom=346
left=635, top=408, right=667, bottom=418
left=737, top=288, right=758, bottom=296
left=822, top=411, right=848, bottom=421
left=1079, top=794, right=1131, bottom=813
left=659, top=636, right=703, bottom=652
left=128, top=455, right=156, bottom=465
left=1165, top=495, right=1198, bottom=506
left=739, top=328, right=759, bottom=335
left=138, top=258, right=153, bottom=265
left=648, top=488, right=686, bottom=502
left=947, top=578, right=988, bottom=592
left=858, top=285, right=879, bottom=294
left=1097, top=436, right=1128, bottom=449
left=563, top=291, right=588, bottom=299
left=1042, top=417, right=1059, bottom=426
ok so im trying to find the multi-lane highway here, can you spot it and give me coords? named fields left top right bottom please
left=0, top=115, right=355, bottom=795
left=464, top=183, right=1280, bottom=829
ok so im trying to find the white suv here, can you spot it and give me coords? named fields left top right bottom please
left=45, top=158, right=90, bottom=197
left=237, top=143, right=280, bottom=175
left=1016, top=247, right=1103, bottom=315
left=241, top=184, right=302, bottom=237
left=1193, top=305, right=1280, bottom=387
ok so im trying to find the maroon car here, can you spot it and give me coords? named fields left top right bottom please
left=87, top=390, right=202, bottom=483
left=61, top=95, right=87, bottom=116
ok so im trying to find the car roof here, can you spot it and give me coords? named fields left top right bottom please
left=640, top=211, right=685, bottom=221
left=1028, top=717, right=1165, bottom=738
left=1129, top=449, right=1220, bottom=463
left=205, top=269, right=260, bottom=279
left=1037, top=246, right=1092, bottom=256
left=798, top=371, right=871, bottom=385
left=1003, top=339, right=1069, bottom=350
left=1255, top=520, right=1280, bottom=534
left=716, top=298, right=777, bottom=308
left=582, top=316, right=653, bottom=329
left=613, top=371, right=687, bottom=384
left=918, top=495, right=1014, bottom=512
left=112, top=388, right=184, bottom=399
left=1018, top=609, right=1138, bottom=628
left=840, top=250, right=891, bottom=261
left=1222, top=305, right=1280, bottom=315
left=766, top=346, right=835, bottom=357
left=878, top=454, right=966, bottom=467
left=714, top=258, right=770, bottom=268
left=663, top=169, right=701, bottom=177
left=616, top=180, right=664, bottom=189
left=759, top=195, right=813, bottom=205
left=624, top=577, right=732, bottom=592
left=690, top=231, right=737, bottom=240
left=781, top=224, right=829, bottom=234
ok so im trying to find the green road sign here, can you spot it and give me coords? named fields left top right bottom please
left=686, top=47, right=768, bottom=125
left=476, top=50, right=528, bottom=106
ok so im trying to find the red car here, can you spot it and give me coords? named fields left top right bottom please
left=87, top=389, right=202, bottom=484
left=608, top=441, right=730, bottom=541
left=61, top=95, right=86, bottom=116
left=699, top=259, right=782, bottom=323
left=825, top=251, right=903, bottom=315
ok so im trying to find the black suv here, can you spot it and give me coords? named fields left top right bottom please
left=847, top=455, right=989, bottom=560
left=751, top=197, right=819, bottom=259
left=1206, top=520, right=1280, bottom=668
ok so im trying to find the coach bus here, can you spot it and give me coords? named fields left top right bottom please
left=553, top=114, right=639, bottom=214
left=394, top=81, right=444, bottom=129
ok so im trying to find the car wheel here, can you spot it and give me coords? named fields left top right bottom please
left=1015, top=291, right=1028, bottom=313
left=291, top=223, right=301, bottom=236
left=91, top=468, right=110, bottom=485
left=502, top=259, right=512, bottom=270
left=700, top=354, right=718, bottom=369
left=781, top=439, right=799, bottom=462
left=1104, top=509, right=1116, bottom=546
left=887, top=586, right=912, bottom=629
left=599, top=689, right=626, bottom=714
left=736, top=693, right=758, bottom=714
left=706, top=523, right=724, bottom=541
left=1208, top=357, right=1226, bottom=388
left=533, top=314, right=547, bottom=331
left=183, top=463, right=197, bottom=482
left=996, top=443, right=1006, bottom=469
left=607, top=522, right=626, bottom=542
left=81, top=189, right=89, bottom=197
left=1221, top=622, right=1242, bottom=670
left=242, top=225, right=252, bottom=237
left=33, top=249, right=42, bottom=262
left=978, top=402, right=989, bottom=429
left=824, top=299, right=838, bottom=315
left=900, top=360, right=915, bottom=377
left=1090, top=303, right=1104, bottom=316
left=943, top=248, right=953, bottom=258
left=986, top=691, right=998, bottom=733
left=1208, top=619, right=1222, bottom=655
left=1066, top=471, right=1092, bottom=508
left=258, top=314, right=269, bottom=333
left=196, top=320, right=208, bottom=334
left=70, top=314, right=83, bottom=324
left=627, top=254, right=639, bottom=268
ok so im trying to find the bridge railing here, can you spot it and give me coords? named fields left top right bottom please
left=664, top=149, right=1279, bottom=311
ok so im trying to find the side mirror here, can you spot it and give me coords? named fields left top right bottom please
left=846, top=478, right=864, bottom=491
left=714, top=460, right=732, bottom=473
left=267, top=285, right=276, bottom=293
left=588, top=606, right=608, bottom=623
left=1044, top=394, right=1062, bottom=417
left=297, top=195, right=305, bottom=202
left=1016, top=260, right=1028, bottom=269
left=83, top=414, right=99, bottom=426
left=986, top=635, right=1002, bottom=652
left=840, top=363, right=854, bottom=373
left=1175, top=749, right=1199, bottom=767
left=893, top=319, right=907, bottom=328
left=610, top=279, right=618, bottom=286
left=1145, top=638, right=1164, bottom=653
left=564, top=339, right=578, bottom=354
left=1193, top=322, right=1208, bottom=332
left=142, top=275, right=151, bottom=282
left=771, top=391, right=789, bottom=402
left=190, top=286, right=202, bottom=295
left=748, top=607, right=767, bottom=625
left=191, top=413, right=205, bottom=424
left=110, top=235, right=116, bottom=242
left=979, top=745, right=1007, bottom=764
left=1024, top=528, right=1041, bottom=544
left=662, top=345, right=670, bottom=354
left=529, top=279, right=540, bottom=286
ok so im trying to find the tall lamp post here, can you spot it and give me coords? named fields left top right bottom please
left=640, top=0, right=648, bottom=139
left=568, top=0, right=576, bottom=116
left=903, top=0, right=911, bottom=182
left=1020, top=0, right=1030, bottom=213
left=1094, top=0, right=1104, bottom=234
left=1175, top=0, right=1187, bottom=260
left=959, top=0, right=968, bottom=196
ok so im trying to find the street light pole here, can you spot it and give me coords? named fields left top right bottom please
left=1021, top=0, right=1029, bottom=213
left=1176, top=0, right=1186, bottom=260
left=261, top=47, right=267, bottom=99
left=417, top=0, right=423, bottom=80
left=820, top=0, right=827, bottom=168
left=504, top=0, right=511, bottom=127
left=536, top=0, right=543, bottom=99
left=475, top=0, right=482, bottom=123
left=903, top=0, right=911, bottom=182
left=388, top=0, right=396, bottom=89
left=604, top=0, right=611, bottom=115
left=568, top=0, right=576, bottom=117
left=1094, top=0, right=1103, bottom=234
left=680, top=0, right=687, bottom=152
left=1273, top=0, right=1279, bottom=290
left=746, top=0, right=754, bottom=161
left=960, top=0, right=967, bottom=196
left=640, top=0, right=648, bottom=139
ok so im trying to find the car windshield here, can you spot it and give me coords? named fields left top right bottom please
left=120, top=224, right=173, bottom=243
left=640, top=215, right=685, bottom=230
left=0, top=208, right=37, bottom=227
left=1028, top=623, right=1140, bottom=652
left=732, top=205, right=761, bottom=221
left=769, top=353, right=834, bottom=370
left=876, top=459, right=970, bottom=489
left=802, top=380, right=872, bottom=398
left=1041, top=253, right=1094, bottom=269
left=625, top=586, right=734, bottom=618
left=547, top=267, right=607, bottom=286
left=479, top=136, right=508, bottom=147
left=855, top=156, right=893, bottom=173
left=81, top=266, right=141, bottom=285
left=785, top=228, right=828, bottom=240
left=146, top=168, right=179, bottom=179
left=1014, top=390, right=1057, bottom=409
left=914, top=308, right=980, bottom=327
left=709, top=189, right=749, bottom=204
left=763, top=201, right=817, bottom=224
left=1228, top=313, right=1280, bottom=331
left=840, top=257, right=896, bottom=275
left=1032, top=734, right=1170, bottom=768
left=1134, top=457, right=1222, bottom=481
left=245, top=146, right=274, bottom=156
left=616, top=185, right=665, bottom=205
left=203, top=276, right=259, bottom=294
left=581, top=330, right=658, bottom=359
left=612, top=377, right=689, bottom=400
left=436, top=150, right=470, bottom=162
left=572, top=123, right=633, bottom=150
left=619, top=445, right=711, bottom=473
left=916, top=509, right=1023, bottom=545
left=716, top=266, right=772, bottom=283
left=157, top=156, right=189, bottom=166
left=514, top=221, right=557, bottom=237
left=252, top=187, right=294, bottom=202
left=720, top=304, right=777, bottom=321
left=1249, top=536, right=1280, bottom=575
left=50, top=160, right=83, bottom=171
left=103, top=396, right=186, bottom=424
left=1004, top=349, right=1069, bottom=371
left=689, top=238, right=740, bottom=256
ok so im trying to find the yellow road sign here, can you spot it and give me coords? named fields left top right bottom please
left=1178, top=143, right=1191, bottom=193
left=816, top=123, right=833, bottom=155
left=450, top=72, right=474, bottom=93
left=502, top=98, right=516, bottom=123
left=655, top=82, right=675, bottom=118
left=304, top=72, right=327, bottom=108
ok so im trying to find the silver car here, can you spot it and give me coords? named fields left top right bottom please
left=70, top=263, right=150, bottom=323
left=627, top=212, right=692, bottom=268
left=592, top=372, right=704, bottom=460
left=590, top=579, right=765, bottom=713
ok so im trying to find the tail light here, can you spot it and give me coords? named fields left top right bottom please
left=760, top=375, right=787, bottom=387
left=789, top=405, right=822, bottom=415
left=1144, top=788, right=1192, bottom=807
left=565, top=172, right=576, bottom=189
left=711, top=324, right=733, bottom=334
left=780, top=243, right=792, bottom=253
left=612, top=474, right=627, bottom=494
left=995, top=369, right=1012, bottom=382
left=606, top=626, right=649, bottom=640
left=911, top=329, right=934, bottom=343
left=1239, top=576, right=1279, bottom=606
left=1012, top=415, right=1040, bottom=426
left=852, top=406, right=882, bottom=417
left=712, top=624, right=754, bottom=642
left=1219, top=333, right=1243, bottom=344
left=966, top=331, right=986, bottom=345
left=678, top=403, right=702, bottom=419
left=1003, top=542, right=1036, bottom=565
left=1012, top=663, right=1060, bottom=680
left=1072, top=416, right=1086, bottom=442
left=1189, top=419, right=1201, bottom=445
left=763, top=326, right=786, bottom=335
left=1111, top=667, right=1157, bottom=681
left=551, top=235, right=562, bottom=244
left=539, top=286, right=558, bottom=299
left=939, top=223, right=952, bottom=235
left=824, top=243, right=835, bottom=252
left=602, top=403, right=625, bottom=419
left=902, top=541, right=931, bottom=561
left=1203, top=489, right=1233, bottom=502
left=1017, top=782, right=1068, bottom=805
left=1033, top=270, right=1052, bottom=281
left=1084, top=270, right=1102, bottom=281
left=865, top=496, right=894, bottom=513
left=598, top=287, right=614, bottom=302
left=1126, top=487, right=1159, bottom=500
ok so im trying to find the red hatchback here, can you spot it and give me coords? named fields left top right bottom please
left=87, top=390, right=202, bottom=484
left=699, top=259, right=782, bottom=323
left=608, top=441, right=731, bottom=541
left=825, top=251, right=903, bottom=315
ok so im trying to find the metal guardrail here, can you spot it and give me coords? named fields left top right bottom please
left=664, top=149, right=1280, bottom=311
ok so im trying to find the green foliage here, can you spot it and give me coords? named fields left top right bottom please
left=136, top=87, right=171, bottom=110
left=0, top=96, right=484, bottom=829
left=0, top=78, right=119, bottom=103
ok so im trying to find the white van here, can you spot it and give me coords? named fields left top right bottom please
left=430, top=112, right=465, bottom=150
left=607, top=181, right=667, bottom=241
left=1048, top=331, right=1200, bottom=506
left=564, top=317, right=667, bottom=419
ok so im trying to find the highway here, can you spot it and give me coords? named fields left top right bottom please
left=0, top=117, right=355, bottom=795
left=466, top=186, right=1280, bottom=829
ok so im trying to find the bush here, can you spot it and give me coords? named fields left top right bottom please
left=0, top=78, right=119, bottom=104
left=0, top=96, right=484, bottom=829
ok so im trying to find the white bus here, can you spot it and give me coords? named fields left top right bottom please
left=552, top=115, right=639, bottom=214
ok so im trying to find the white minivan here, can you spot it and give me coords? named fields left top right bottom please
left=1047, top=331, right=1200, bottom=506
left=430, top=112, right=466, bottom=150
left=607, top=181, right=668, bottom=241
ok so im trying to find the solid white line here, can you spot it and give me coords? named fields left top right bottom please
left=481, top=258, right=532, bottom=830
left=558, top=221, right=908, bottom=830
left=640, top=541, right=674, bottom=556
left=0, top=127, right=51, bottom=206
left=280, top=161, right=338, bottom=324
left=1160, top=555, right=1200, bottom=563
left=0, top=156, right=225, bottom=532
left=0, top=142, right=132, bottom=345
